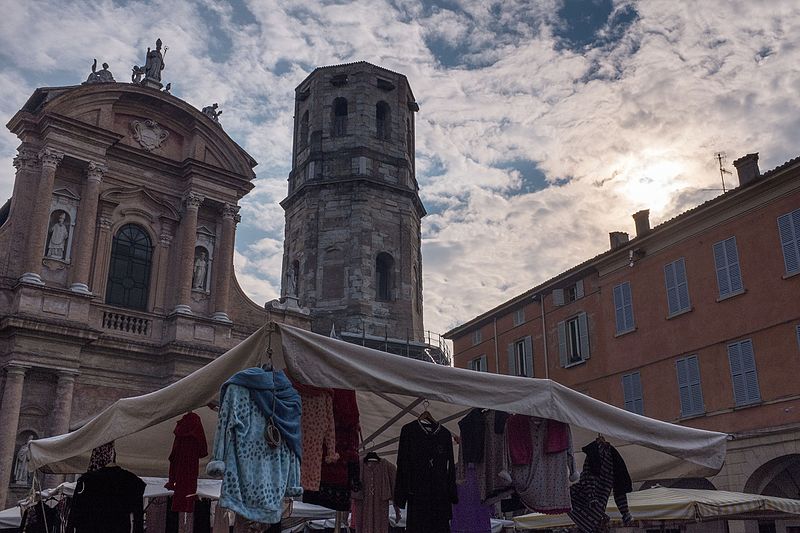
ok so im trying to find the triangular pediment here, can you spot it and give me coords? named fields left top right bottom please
left=52, top=187, right=81, bottom=201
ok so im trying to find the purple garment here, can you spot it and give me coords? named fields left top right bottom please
left=450, top=465, right=492, bottom=533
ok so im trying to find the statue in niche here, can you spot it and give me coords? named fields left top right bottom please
left=13, top=436, right=33, bottom=485
left=84, top=59, right=115, bottom=84
left=143, top=38, right=166, bottom=82
left=202, top=103, right=222, bottom=123
left=192, top=248, right=209, bottom=290
left=286, top=264, right=297, bottom=297
left=46, top=211, right=70, bottom=260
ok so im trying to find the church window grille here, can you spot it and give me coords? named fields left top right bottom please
left=106, top=224, right=153, bottom=311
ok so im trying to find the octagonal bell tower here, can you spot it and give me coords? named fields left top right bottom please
left=280, top=62, right=426, bottom=346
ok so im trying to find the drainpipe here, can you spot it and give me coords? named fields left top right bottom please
left=493, top=317, right=500, bottom=374
left=539, top=294, right=549, bottom=379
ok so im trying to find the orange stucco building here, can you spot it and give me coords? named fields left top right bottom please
left=445, top=153, right=800, bottom=532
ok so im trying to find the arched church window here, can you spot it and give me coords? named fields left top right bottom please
left=299, top=111, right=309, bottom=150
left=376, top=252, right=394, bottom=301
left=106, top=224, right=153, bottom=311
left=333, top=97, right=348, bottom=136
left=376, top=101, right=391, bottom=140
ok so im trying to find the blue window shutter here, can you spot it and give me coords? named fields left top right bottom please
left=675, top=258, right=691, bottom=311
left=713, top=241, right=732, bottom=297
left=622, top=374, right=634, bottom=411
left=524, top=336, right=533, bottom=377
left=728, top=342, right=748, bottom=406
left=740, top=340, right=760, bottom=403
left=676, top=358, right=692, bottom=416
left=725, top=237, right=743, bottom=293
left=507, top=343, right=515, bottom=376
left=687, top=356, right=704, bottom=414
left=664, top=262, right=680, bottom=314
left=557, top=320, right=567, bottom=367
left=578, top=312, right=590, bottom=360
left=613, top=284, right=625, bottom=333
left=575, top=280, right=584, bottom=299
left=622, top=282, right=634, bottom=330
left=553, top=288, right=565, bottom=306
left=778, top=210, right=800, bottom=275
left=632, top=372, right=644, bottom=415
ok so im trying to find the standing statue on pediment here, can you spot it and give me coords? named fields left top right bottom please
left=144, top=38, right=166, bottom=82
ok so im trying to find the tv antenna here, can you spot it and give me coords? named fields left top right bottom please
left=715, top=152, right=732, bottom=193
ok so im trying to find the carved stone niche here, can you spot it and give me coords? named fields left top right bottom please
left=43, top=188, right=81, bottom=268
left=191, top=225, right=216, bottom=295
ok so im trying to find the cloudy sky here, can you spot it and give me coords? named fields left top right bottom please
left=1, top=0, right=798, bottom=336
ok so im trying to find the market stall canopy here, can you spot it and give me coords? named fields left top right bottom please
left=28, top=323, right=727, bottom=481
left=514, top=486, right=800, bottom=529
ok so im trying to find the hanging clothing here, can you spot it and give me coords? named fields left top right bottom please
left=450, top=465, right=491, bottom=533
left=395, top=420, right=458, bottom=533
left=351, top=458, right=396, bottom=533
left=166, top=412, right=209, bottom=513
left=304, top=389, right=360, bottom=512
left=568, top=440, right=633, bottom=532
left=481, top=411, right=512, bottom=504
left=458, top=409, right=486, bottom=464
left=508, top=416, right=571, bottom=514
left=145, top=497, right=169, bottom=533
left=66, top=465, right=146, bottom=533
left=207, top=368, right=302, bottom=525
left=20, top=501, right=60, bottom=533
left=296, top=384, right=338, bottom=491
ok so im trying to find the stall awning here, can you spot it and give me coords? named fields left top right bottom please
left=28, top=323, right=727, bottom=481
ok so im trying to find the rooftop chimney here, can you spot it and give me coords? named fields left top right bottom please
left=733, top=153, right=760, bottom=187
left=609, top=231, right=629, bottom=250
left=632, top=209, right=650, bottom=238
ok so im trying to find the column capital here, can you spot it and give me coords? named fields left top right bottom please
left=184, top=192, right=205, bottom=211
left=221, top=203, right=240, bottom=220
left=159, top=232, right=174, bottom=246
left=13, top=148, right=39, bottom=171
left=98, top=216, right=113, bottom=230
left=4, top=363, right=29, bottom=377
left=55, top=369, right=79, bottom=380
left=86, top=161, right=107, bottom=182
left=38, top=148, right=65, bottom=170
left=234, top=213, right=242, bottom=225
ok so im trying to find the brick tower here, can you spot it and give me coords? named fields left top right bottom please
left=280, top=62, right=430, bottom=352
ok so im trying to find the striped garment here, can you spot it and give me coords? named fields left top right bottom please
left=567, top=441, right=632, bottom=532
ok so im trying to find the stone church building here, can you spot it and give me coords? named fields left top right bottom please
left=0, top=69, right=309, bottom=505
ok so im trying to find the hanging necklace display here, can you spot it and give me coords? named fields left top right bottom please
left=263, top=324, right=282, bottom=449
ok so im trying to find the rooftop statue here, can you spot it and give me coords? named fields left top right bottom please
left=84, top=59, right=115, bottom=84
left=133, top=38, right=167, bottom=88
left=202, top=103, right=223, bottom=123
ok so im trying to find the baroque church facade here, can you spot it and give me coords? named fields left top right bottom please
left=0, top=60, right=310, bottom=505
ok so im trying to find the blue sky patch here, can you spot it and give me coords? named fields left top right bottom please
left=498, top=159, right=548, bottom=194
left=554, top=0, right=638, bottom=52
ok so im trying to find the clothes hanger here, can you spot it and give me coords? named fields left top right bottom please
left=260, top=322, right=275, bottom=371
left=364, top=450, right=380, bottom=462
left=418, top=400, right=437, bottom=425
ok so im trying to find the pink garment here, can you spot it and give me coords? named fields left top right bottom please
left=506, top=415, right=533, bottom=465
left=544, top=419, right=570, bottom=454
left=351, top=458, right=396, bottom=533
left=145, top=496, right=168, bottom=533
left=299, top=390, right=338, bottom=491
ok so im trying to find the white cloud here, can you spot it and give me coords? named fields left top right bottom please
left=1, top=0, right=799, bottom=337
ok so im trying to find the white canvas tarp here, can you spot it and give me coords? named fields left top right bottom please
left=514, top=486, right=800, bottom=528
left=28, top=323, right=727, bottom=482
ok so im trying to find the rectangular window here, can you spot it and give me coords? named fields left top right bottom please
left=471, top=329, right=482, bottom=346
left=622, top=372, right=644, bottom=415
left=613, top=281, right=635, bottom=334
left=676, top=355, right=704, bottom=417
left=507, top=336, right=533, bottom=377
left=778, top=208, right=800, bottom=275
left=558, top=312, right=590, bottom=367
left=553, top=280, right=584, bottom=306
left=664, top=258, right=691, bottom=316
left=713, top=237, right=744, bottom=298
left=728, top=339, right=761, bottom=406
left=468, top=355, right=487, bottom=372
left=513, top=308, right=525, bottom=327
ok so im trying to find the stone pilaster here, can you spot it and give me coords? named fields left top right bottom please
left=46, top=371, right=77, bottom=487
left=0, top=364, right=28, bottom=505
left=20, top=148, right=65, bottom=285
left=69, top=162, right=106, bottom=294
left=211, top=204, right=240, bottom=322
left=153, top=224, right=174, bottom=314
left=173, top=192, right=204, bottom=314
left=6, top=149, right=41, bottom=277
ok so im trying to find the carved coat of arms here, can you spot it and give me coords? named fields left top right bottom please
left=130, top=119, right=169, bottom=152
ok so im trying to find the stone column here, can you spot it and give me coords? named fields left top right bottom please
left=20, top=148, right=65, bottom=285
left=211, top=204, right=240, bottom=322
left=92, top=215, right=114, bottom=298
left=69, top=162, right=106, bottom=294
left=8, top=149, right=41, bottom=277
left=0, top=364, right=28, bottom=504
left=153, top=225, right=174, bottom=314
left=46, top=371, right=77, bottom=486
left=173, top=192, right=204, bottom=314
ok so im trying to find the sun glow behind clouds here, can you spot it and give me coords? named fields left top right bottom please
left=613, top=152, right=687, bottom=214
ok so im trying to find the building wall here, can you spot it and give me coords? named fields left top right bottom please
left=449, top=156, right=800, bottom=523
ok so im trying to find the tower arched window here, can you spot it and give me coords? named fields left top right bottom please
left=333, top=97, right=348, bottom=136
left=376, top=101, right=391, bottom=140
left=106, top=223, right=153, bottom=311
left=299, top=111, right=309, bottom=150
left=376, top=252, right=394, bottom=301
